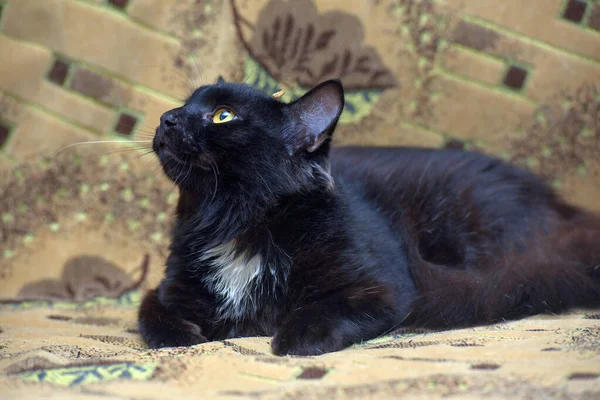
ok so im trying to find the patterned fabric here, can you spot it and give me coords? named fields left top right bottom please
left=1, top=292, right=599, bottom=398
left=21, top=363, right=157, bottom=387
left=0, top=0, right=599, bottom=398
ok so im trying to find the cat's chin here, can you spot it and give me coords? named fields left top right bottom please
left=155, top=150, right=215, bottom=192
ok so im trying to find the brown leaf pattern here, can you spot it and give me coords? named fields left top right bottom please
left=233, top=0, right=397, bottom=90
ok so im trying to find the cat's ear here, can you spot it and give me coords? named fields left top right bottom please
left=286, top=80, right=344, bottom=154
left=217, top=76, right=225, bottom=84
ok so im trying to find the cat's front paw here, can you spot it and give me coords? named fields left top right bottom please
left=146, top=319, right=208, bottom=349
left=138, top=288, right=208, bottom=349
left=272, top=322, right=344, bottom=356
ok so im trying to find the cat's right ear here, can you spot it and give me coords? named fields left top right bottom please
left=217, top=76, right=225, bottom=84
left=285, top=80, right=345, bottom=155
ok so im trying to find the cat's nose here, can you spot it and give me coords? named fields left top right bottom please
left=160, top=111, right=179, bottom=128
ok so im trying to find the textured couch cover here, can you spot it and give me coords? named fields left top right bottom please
left=0, top=0, right=599, bottom=398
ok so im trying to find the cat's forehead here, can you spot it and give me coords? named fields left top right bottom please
left=187, top=83, right=273, bottom=107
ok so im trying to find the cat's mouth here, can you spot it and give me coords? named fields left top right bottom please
left=153, top=123, right=216, bottom=175
left=154, top=140, right=214, bottom=173
left=156, top=147, right=186, bottom=165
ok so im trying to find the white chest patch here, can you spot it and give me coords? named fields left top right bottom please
left=200, top=241, right=265, bottom=320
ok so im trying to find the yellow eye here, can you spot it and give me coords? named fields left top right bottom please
left=212, top=107, right=236, bottom=124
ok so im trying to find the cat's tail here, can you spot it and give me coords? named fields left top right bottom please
left=409, top=212, right=600, bottom=328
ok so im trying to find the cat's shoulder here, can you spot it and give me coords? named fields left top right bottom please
left=329, top=146, right=493, bottom=165
left=329, top=146, right=506, bottom=178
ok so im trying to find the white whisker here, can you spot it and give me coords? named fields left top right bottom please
left=55, top=140, right=152, bottom=156
left=208, top=158, right=220, bottom=205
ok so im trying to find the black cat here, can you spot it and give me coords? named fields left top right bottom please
left=138, top=78, right=600, bottom=355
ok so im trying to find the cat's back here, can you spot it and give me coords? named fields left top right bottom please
left=329, top=146, right=572, bottom=263
left=329, top=146, right=535, bottom=194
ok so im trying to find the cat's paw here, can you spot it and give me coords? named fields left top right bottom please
left=272, top=322, right=344, bottom=356
left=143, top=319, right=208, bottom=349
left=138, top=289, right=208, bottom=349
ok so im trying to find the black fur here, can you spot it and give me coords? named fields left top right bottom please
left=138, top=79, right=600, bottom=355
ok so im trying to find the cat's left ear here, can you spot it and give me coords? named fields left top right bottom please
left=286, top=80, right=344, bottom=154
left=217, top=76, right=225, bottom=84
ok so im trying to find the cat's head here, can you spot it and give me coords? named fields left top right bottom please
left=153, top=78, right=344, bottom=196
